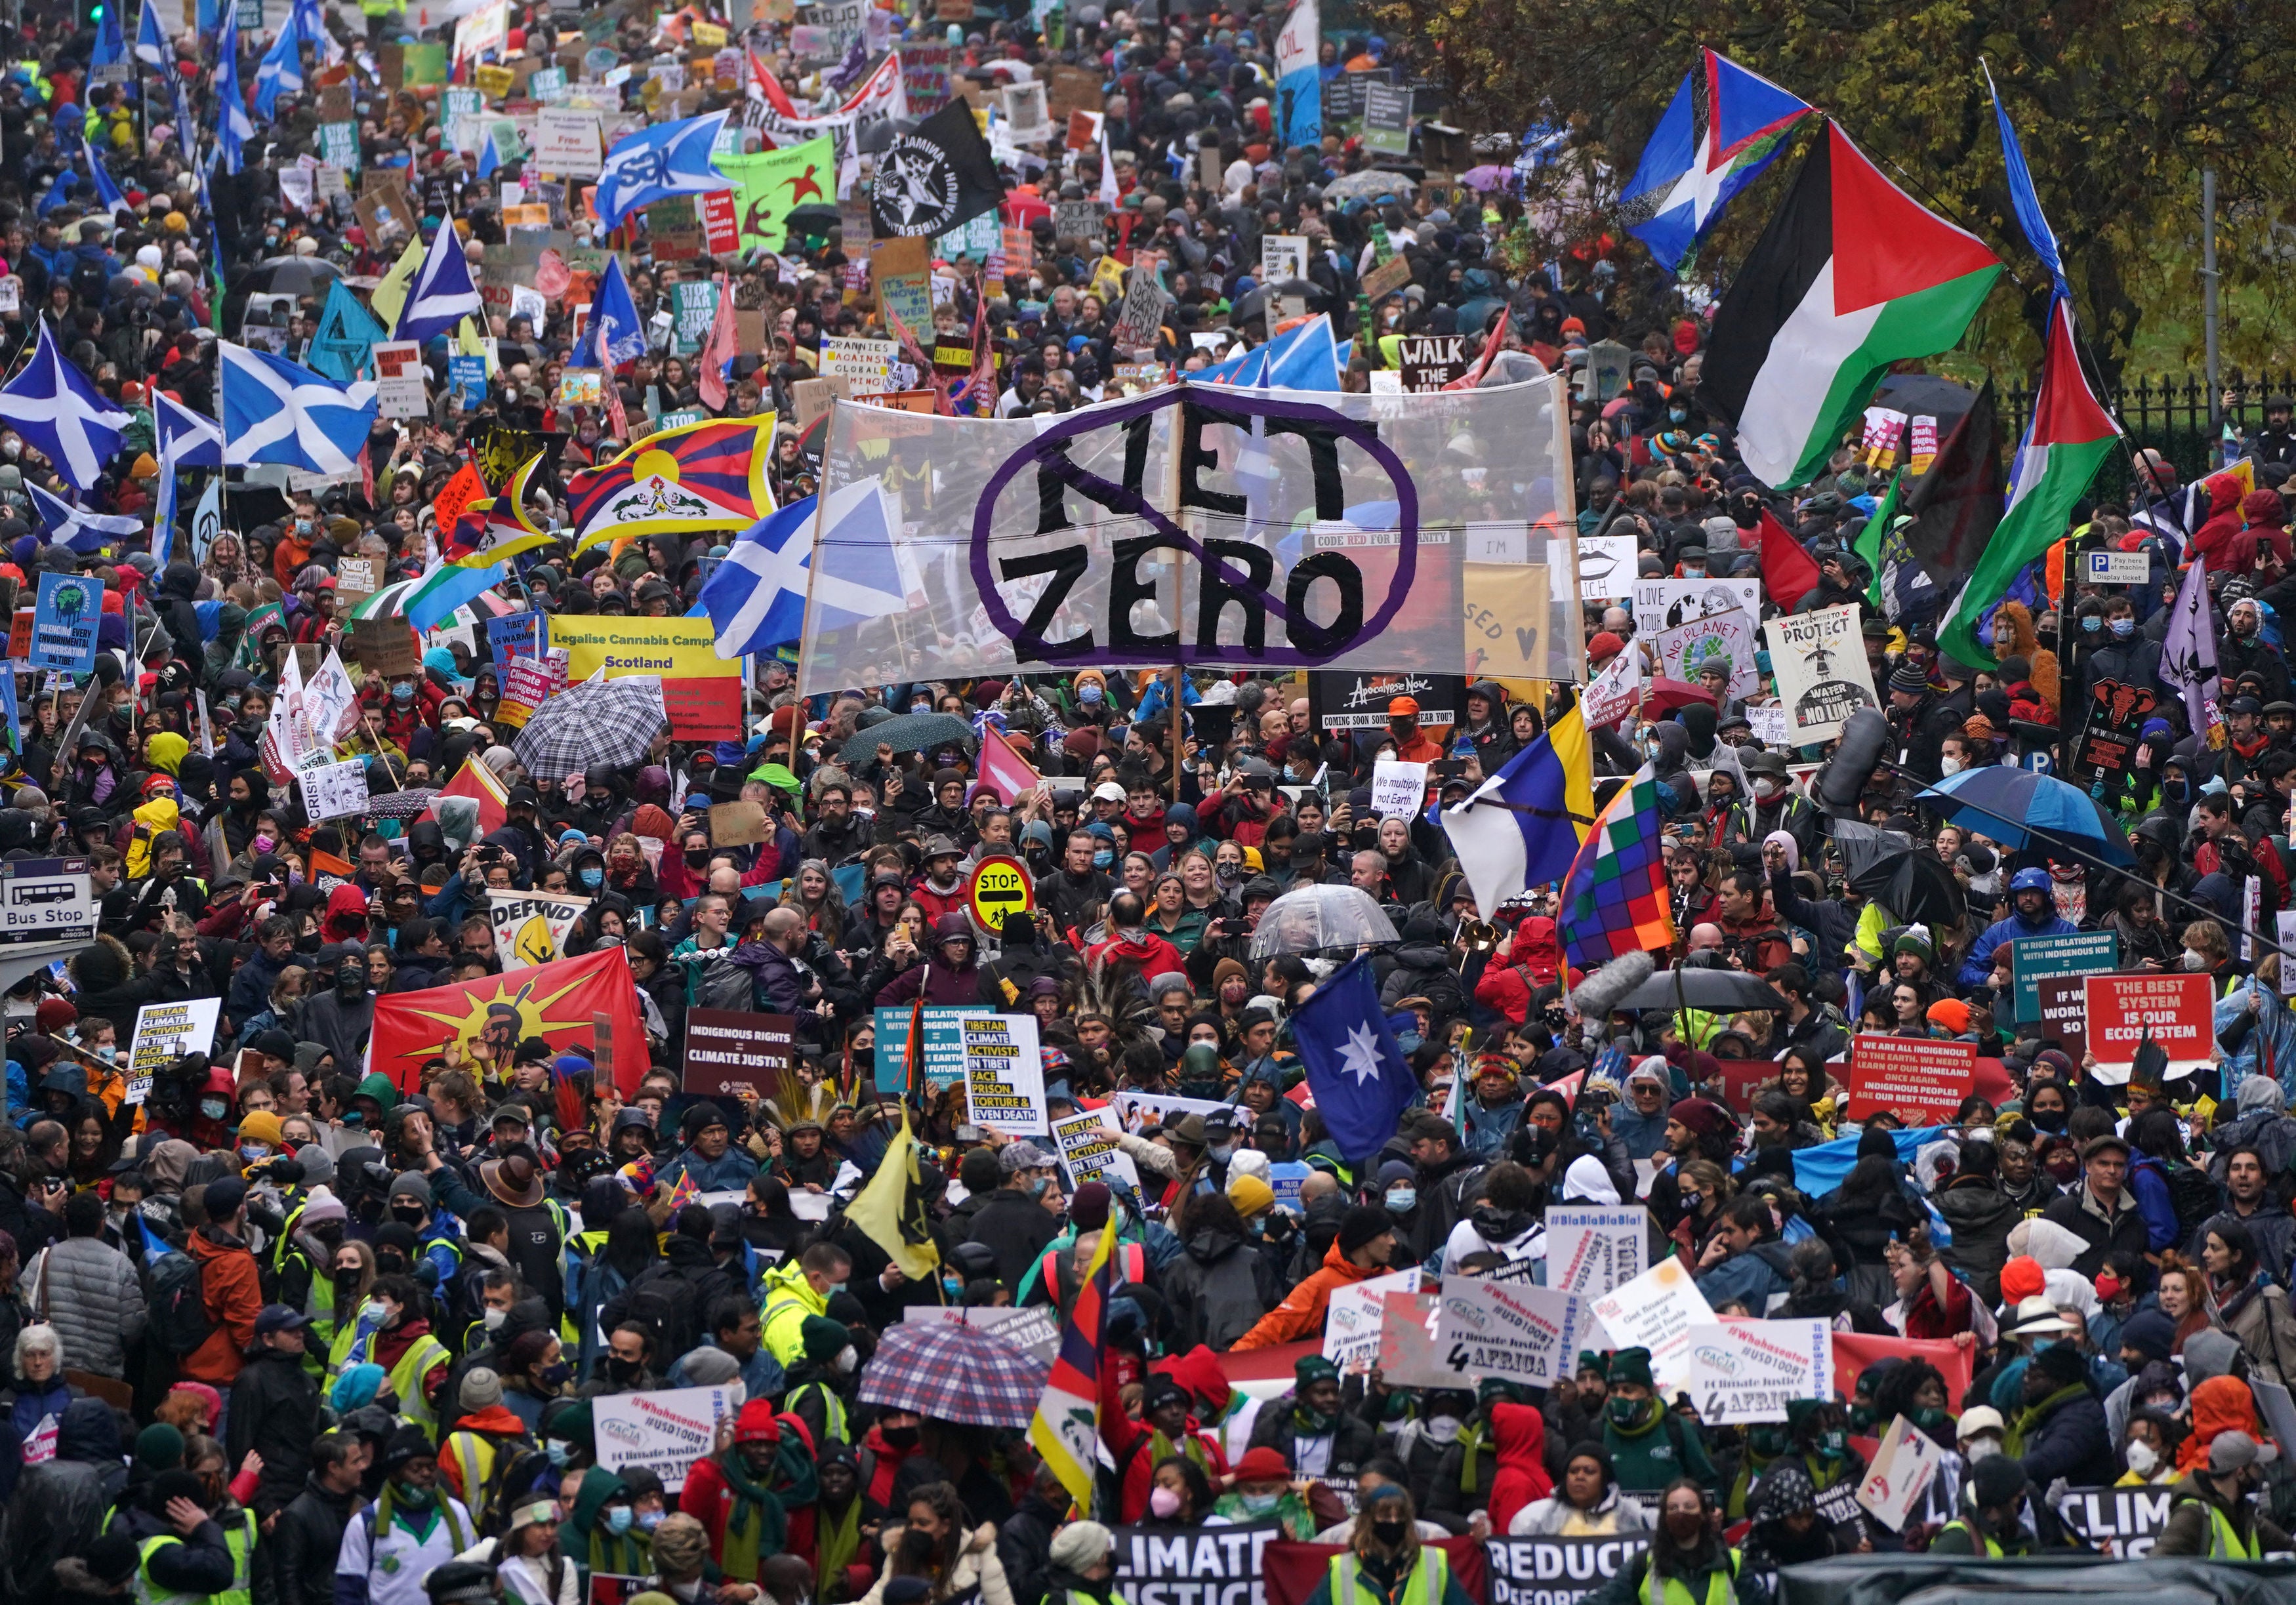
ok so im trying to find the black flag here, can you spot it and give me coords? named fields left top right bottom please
left=871, top=100, right=1007, bottom=239
left=1899, top=376, right=2005, bottom=591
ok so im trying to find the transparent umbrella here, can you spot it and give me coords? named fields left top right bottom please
left=1248, top=884, right=1400, bottom=958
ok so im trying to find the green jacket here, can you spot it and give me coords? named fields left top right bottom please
left=1603, top=1400, right=1718, bottom=1493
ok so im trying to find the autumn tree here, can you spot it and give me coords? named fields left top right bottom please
left=1365, top=0, right=2296, bottom=380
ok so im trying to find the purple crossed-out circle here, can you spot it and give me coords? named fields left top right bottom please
left=966, top=385, right=1421, bottom=670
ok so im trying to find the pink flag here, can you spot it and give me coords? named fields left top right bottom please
left=698, top=274, right=737, bottom=411
left=976, top=725, right=1042, bottom=805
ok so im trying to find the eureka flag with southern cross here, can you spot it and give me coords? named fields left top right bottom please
left=1557, top=765, right=1675, bottom=969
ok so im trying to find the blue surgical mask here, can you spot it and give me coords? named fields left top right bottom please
left=2082, top=615, right=2102, bottom=633
left=605, top=1506, right=633, bottom=1534
left=943, top=1275, right=964, bottom=1297
left=636, top=1510, right=663, bottom=1532
left=580, top=867, right=604, bottom=889
left=1093, top=849, right=1113, bottom=868
left=1385, top=1187, right=1416, bottom=1213
left=911, top=701, right=932, bottom=714
left=545, top=1440, right=571, bottom=1467
left=392, top=682, right=415, bottom=702
left=1080, top=683, right=1103, bottom=704
left=2111, top=617, right=2135, bottom=638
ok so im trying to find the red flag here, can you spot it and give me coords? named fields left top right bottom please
left=697, top=274, right=738, bottom=411
left=370, top=947, right=651, bottom=1095
left=1833, top=1331, right=1973, bottom=1406
left=976, top=725, right=1042, bottom=804
left=749, top=48, right=796, bottom=116
left=1757, top=508, right=1823, bottom=611
left=424, top=754, right=509, bottom=838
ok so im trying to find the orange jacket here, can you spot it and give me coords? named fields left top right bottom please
left=181, top=1227, right=263, bottom=1386
left=1231, top=1241, right=1380, bottom=1351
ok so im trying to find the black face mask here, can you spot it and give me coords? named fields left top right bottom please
left=1471, top=1204, right=1529, bottom=1242
left=684, top=850, right=710, bottom=868
left=333, top=1270, right=362, bottom=1297
left=375, top=1251, right=407, bottom=1276
left=338, top=972, right=368, bottom=1001
left=606, top=1355, right=643, bottom=1383
left=881, top=1425, right=920, bottom=1450
left=390, top=1204, right=425, bottom=1227
left=1371, top=1520, right=1408, bottom=1547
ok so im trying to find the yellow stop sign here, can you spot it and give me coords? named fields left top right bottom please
left=968, top=855, right=1035, bottom=932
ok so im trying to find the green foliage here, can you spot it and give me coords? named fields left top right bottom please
left=1366, top=0, right=2296, bottom=382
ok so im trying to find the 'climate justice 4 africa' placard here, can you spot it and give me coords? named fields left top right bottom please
left=1681, top=1317, right=1832, bottom=1422
left=2084, top=972, right=2214, bottom=1083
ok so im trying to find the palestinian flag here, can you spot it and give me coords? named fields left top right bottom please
left=1938, top=296, right=2118, bottom=666
left=1703, top=122, right=2001, bottom=490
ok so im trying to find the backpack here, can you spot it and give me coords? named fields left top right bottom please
left=478, top=1438, right=556, bottom=1536
left=147, top=1247, right=213, bottom=1355
left=2165, top=1162, right=2223, bottom=1243
left=687, top=952, right=756, bottom=1013
left=619, top=1271, right=704, bottom=1362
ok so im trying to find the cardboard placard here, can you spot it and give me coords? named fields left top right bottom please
left=1681, top=1317, right=1832, bottom=1423
left=349, top=616, right=422, bottom=678
left=708, top=798, right=770, bottom=845
left=2010, top=929, right=2119, bottom=1023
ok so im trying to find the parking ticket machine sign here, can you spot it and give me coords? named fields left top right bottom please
left=0, top=858, right=93, bottom=941
left=968, top=854, right=1034, bottom=933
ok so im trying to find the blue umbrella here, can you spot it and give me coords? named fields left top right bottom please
left=1913, top=767, right=2136, bottom=866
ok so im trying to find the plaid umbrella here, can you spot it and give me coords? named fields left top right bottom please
left=856, top=1318, right=1047, bottom=1428
left=513, top=673, right=668, bottom=777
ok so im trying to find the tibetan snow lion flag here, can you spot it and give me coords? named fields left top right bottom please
left=369, top=946, right=649, bottom=1095
left=567, top=416, right=779, bottom=552
left=1700, top=121, right=2001, bottom=491
left=1027, top=1195, right=1120, bottom=1511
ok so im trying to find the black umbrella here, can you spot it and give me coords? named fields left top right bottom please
left=1615, top=967, right=1790, bottom=1013
left=838, top=713, right=977, bottom=765
left=785, top=203, right=842, bottom=239
left=1847, top=843, right=1967, bottom=930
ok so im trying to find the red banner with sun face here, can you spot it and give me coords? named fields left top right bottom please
left=369, top=946, right=650, bottom=1095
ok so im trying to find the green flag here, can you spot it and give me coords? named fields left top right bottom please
left=1854, top=472, right=1898, bottom=607
left=712, top=136, right=837, bottom=254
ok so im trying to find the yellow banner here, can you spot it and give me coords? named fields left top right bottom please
left=550, top=617, right=741, bottom=741
left=552, top=616, right=740, bottom=681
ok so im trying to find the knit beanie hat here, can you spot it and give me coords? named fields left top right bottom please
left=801, top=1316, right=851, bottom=1362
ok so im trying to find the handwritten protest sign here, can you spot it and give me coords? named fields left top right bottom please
left=1589, top=1257, right=1715, bottom=1394
left=1435, top=1276, right=1588, bottom=1386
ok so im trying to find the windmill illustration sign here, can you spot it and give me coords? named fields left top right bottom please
left=1763, top=602, right=1877, bottom=746
left=30, top=571, right=100, bottom=674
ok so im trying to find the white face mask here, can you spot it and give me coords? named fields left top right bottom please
left=2185, top=949, right=2210, bottom=970
left=482, top=1307, right=508, bottom=1330
left=1939, top=756, right=1963, bottom=775
left=834, top=1345, right=858, bottom=1374
left=2125, top=1439, right=2159, bottom=1475
left=1964, top=1438, right=2001, bottom=1463
left=1423, top=1416, right=1462, bottom=1444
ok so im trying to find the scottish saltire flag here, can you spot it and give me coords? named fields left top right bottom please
left=155, top=391, right=224, bottom=468
left=700, top=496, right=816, bottom=657
left=1025, top=1197, right=1118, bottom=1511
left=1442, top=704, right=1595, bottom=922
left=0, top=323, right=132, bottom=490
left=1273, top=0, right=1319, bottom=151
left=592, top=110, right=733, bottom=231
left=219, top=342, right=378, bottom=474
left=86, top=146, right=131, bottom=222
left=152, top=389, right=223, bottom=567
left=581, top=256, right=647, bottom=369
left=394, top=222, right=484, bottom=345
left=91, top=0, right=126, bottom=67
left=28, top=482, right=142, bottom=554
left=1260, top=312, right=1340, bottom=390
left=253, top=7, right=304, bottom=119
left=1619, top=49, right=1811, bottom=273
left=135, top=0, right=169, bottom=67
left=214, top=5, right=255, bottom=174
left=1292, top=956, right=1420, bottom=1164
left=1557, top=764, right=1675, bottom=969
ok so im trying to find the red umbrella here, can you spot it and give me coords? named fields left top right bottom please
left=1640, top=678, right=1717, bottom=716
